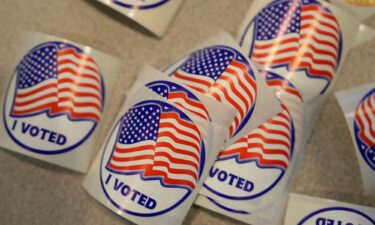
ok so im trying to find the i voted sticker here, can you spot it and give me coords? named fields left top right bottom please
left=111, top=0, right=170, bottom=10
left=353, top=88, right=375, bottom=171
left=298, top=207, right=375, bottom=225
left=239, top=0, right=343, bottom=100
left=3, top=41, right=104, bottom=155
left=100, top=100, right=205, bottom=216
left=168, top=45, right=257, bottom=138
left=203, top=72, right=302, bottom=200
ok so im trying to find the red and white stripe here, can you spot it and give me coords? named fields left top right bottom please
left=252, top=3, right=340, bottom=82
left=251, top=1, right=300, bottom=68
left=355, top=92, right=375, bottom=147
left=54, top=48, right=102, bottom=121
left=219, top=104, right=292, bottom=170
left=108, top=112, right=202, bottom=190
left=167, top=91, right=210, bottom=139
left=12, top=79, right=59, bottom=116
left=173, top=70, right=213, bottom=94
left=12, top=47, right=102, bottom=122
left=266, top=78, right=303, bottom=135
left=174, top=60, right=257, bottom=137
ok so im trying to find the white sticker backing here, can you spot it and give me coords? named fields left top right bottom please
left=335, top=82, right=375, bottom=196
left=83, top=65, right=236, bottom=225
left=285, top=193, right=375, bottom=225
left=95, top=0, right=184, bottom=37
left=0, top=32, right=121, bottom=172
left=328, top=0, right=375, bottom=20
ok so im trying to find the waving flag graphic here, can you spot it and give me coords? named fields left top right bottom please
left=170, top=46, right=257, bottom=137
left=264, top=71, right=304, bottom=133
left=245, top=0, right=341, bottom=92
left=218, top=72, right=303, bottom=171
left=106, top=101, right=203, bottom=190
left=219, top=104, right=293, bottom=170
left=354, top=88, right=375, bottom=170
left=146, top=81, right=210, bottom=139
left=11, top=42, right=103, bottom=122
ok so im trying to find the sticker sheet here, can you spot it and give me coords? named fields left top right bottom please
left=163, top=32, right=282, bottom=147
left=328, top=0, right=375, bottom=20
left=95, top=0, right=184, bottom=36
left=197, top=68, right=305, bottom=216
left=237, top=0, right=361, bottom=138
left=285, top=193, right=375, bottom=225
left=195, top=1, right=365, bottom=224
left=336, top=82, right=375, bottom=195
left=0, top=32, right=121, bottom=172
left=83, top=65, right=236, bottom=225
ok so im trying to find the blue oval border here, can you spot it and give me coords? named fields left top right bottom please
left=353, top=88, right=375, bottom=171
left=99, top=100, right=206, bottom=217
left=297, top=207, right=375, bottom=225
left=112, top=0, right=170, bottom=10
left=203, top=71, right=297, bottom=201
left=3, top=41, right=105, bottom=155
left=238, top=0, right=343, bottom=95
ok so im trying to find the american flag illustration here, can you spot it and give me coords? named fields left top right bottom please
left=264, top=71, right=303, bottom=133
left=106, top=101, right=203, bottom=190
left=170, top=46, right=257, bottom=137
left=146, top=81, right=210, bottom=139
left=11, top=42, right=103, bottom=122
left=354, top=89, right=375, bottom=166
left=218, top=73, right=303, bottom=171
left=248, top=0, right=341, bottom=89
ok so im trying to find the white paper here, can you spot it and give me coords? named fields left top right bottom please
left=163, top=32, right=282, bottom=146
left=328, top=0, right=375, bottom=20
left=353, top=24, right=375, bottom=47
left=0, top=32, right=121, bottom=172
left=198, top=68, right=305, bottom=212
left=285, top=193, right=375, bottom=224
left=335, top=83, right=375, bottom=196
left=95, top=0, right=183, bottom=37
left=83, top=65, right=236, bottom=225
left=237, top=0, right=362, bottom=146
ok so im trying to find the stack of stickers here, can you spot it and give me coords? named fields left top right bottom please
left=0, top=0, right=375, bottom=225
left=82, top=33, right=282, bottom=225
left=195, top=0, right=375, bottom=225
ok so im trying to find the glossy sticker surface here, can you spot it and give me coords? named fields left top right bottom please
left=146, top=80, right=210, bottom=139
left=111, top=0, right=170, bottom=9
left=100, top=100, right=205, bottom=216
left=298, top=207, right=375, bottom=225
left=202, top=72, right=303, bottom=201
left=239, top=0, right=343, bottom=98
left=168, top=45, right=257, bottom=138
left=336, top=83, right=375, bottom=195
left=354, top=88, right=375, bottom=170
left=3, top=41, right=104, bottom=154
